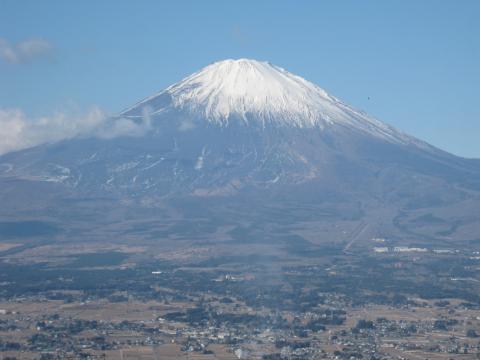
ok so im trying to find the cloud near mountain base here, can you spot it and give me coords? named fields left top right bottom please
left=0, top=106, right=151, bottom=156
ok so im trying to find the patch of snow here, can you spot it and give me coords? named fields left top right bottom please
left=53, top=164, right=70, bottom=175
left=112, top=161, right=139, bottom=173
left=43, top=176, right=69, bottom=183
left=266, top=175, right=280, bottom=184
left=195, top=147, right=207, bottom=170
left=141, top=158, right=164, bottom=171
left=79, top=152, right=98, bottom=165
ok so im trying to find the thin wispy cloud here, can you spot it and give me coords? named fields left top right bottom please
left=0, top=107, right=151, bottom=156
left=0, top=37, right=54, bottom=64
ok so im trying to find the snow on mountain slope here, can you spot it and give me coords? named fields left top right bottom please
left=121, top=59, right=423, bottom=147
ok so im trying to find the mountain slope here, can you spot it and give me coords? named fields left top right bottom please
left=0, top=59, right=479, bottom=248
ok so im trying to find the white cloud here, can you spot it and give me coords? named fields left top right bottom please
left=0, top=107, right=152, bottom=156
left=0, top=38, right=54, bottom=64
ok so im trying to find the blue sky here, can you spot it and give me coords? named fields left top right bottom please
left=1, top=0, right=479, bottom=157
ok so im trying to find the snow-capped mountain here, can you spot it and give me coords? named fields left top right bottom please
left=121, top=59, right=422, bottom=147
left=1, top=59, right=480, bottom=245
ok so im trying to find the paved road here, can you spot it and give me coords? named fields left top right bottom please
left=343, top=221, right=369, bottom=253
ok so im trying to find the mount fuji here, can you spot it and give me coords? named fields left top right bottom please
left=1, top=59, right=479, bottom=249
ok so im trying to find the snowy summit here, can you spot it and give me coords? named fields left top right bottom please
left=121, top=59, right=416, bottom=145
left=166, top=58, right=338, bottom=127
